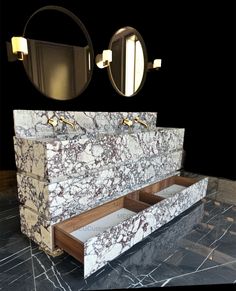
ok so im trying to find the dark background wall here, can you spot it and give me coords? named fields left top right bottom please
left=0, top=0, right=235, bottom=179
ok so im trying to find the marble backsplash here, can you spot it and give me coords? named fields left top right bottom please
left=13, top=110, right=158, bottom=138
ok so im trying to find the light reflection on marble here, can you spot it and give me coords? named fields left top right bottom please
left=1, top=196, right=236, bottom=290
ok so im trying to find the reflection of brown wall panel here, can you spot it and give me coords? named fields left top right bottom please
left=37, top=42, right=75, bottom=99
left=24, top=39, right=88, bottom=100
left=73, top=45, right=88, bottom=93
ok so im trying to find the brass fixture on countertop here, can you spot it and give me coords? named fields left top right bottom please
left=47, top=118, right=58, bottom=127
left=59, top=116, right=76, bottom=129
left=121, top=118, right=133, bottom=127
left=134, top=116, right=148, bottom=128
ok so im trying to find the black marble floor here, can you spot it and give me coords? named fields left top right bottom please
left=1, top=195, right=236, bottom=290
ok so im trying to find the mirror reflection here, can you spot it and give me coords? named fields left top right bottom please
left=22, top=6, right=94, bottom=101
left=108, top=26, right=148, bottom=97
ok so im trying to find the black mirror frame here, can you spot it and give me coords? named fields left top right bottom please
left=22, top=5, right=94, bottom=100
left=107, top=26, right=148, bottom=97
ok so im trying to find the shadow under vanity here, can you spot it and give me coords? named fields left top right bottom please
left=13, top=110, right=208, bottom=278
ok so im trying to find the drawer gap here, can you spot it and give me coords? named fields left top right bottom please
left=127, top=191, right=164, bottom=206
left=139, top=191, right=165, bottom=205
left=138, top=176, right=198, bottom=199
left=123, top=196, right=150, bottom=211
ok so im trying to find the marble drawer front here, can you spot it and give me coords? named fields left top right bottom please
left=14, top=128, right=184, bottom=181
left=17, top=150, right=183, bottom=223
left=54, top=175, right=208, bottom=278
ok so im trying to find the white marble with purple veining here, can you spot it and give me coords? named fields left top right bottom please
left=14, top=127, right=184, bottom=181
left=19, top=205, right=54, bottom=252
left=83, top=177, right=208, bottom=277
left=17, top=150, right=183, bottom=223
left=13, top=109, right=195, bottom=270
left=13, top=110, right=158, bottom=137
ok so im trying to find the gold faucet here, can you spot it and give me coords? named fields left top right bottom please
left=47, top=118, right=58, bottom=127
left=59, top=116, right=76, bottom=130
left=134, top=116, right=148, bottom=128
left=121, top=118, right=133, bottom=127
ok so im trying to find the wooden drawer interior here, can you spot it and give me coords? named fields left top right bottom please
left=127, top=175, right=198, bottom=201
left=54, top=175, right=198, bottom=266
left=54, top=195, right=150, bottom=264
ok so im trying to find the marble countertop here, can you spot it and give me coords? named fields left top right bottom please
left=0, top=187, right=236, bottom=290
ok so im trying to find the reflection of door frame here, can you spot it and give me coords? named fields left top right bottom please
left=111, top=30, right=137, bottom=93
left=24, top=39, right=89, bottom=99
left=26, top=39, right=75, bottom=96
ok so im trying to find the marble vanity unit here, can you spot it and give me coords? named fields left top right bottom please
left=13, top=110, right=208, bottom=278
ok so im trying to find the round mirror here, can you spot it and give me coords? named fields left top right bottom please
left=108, top=26, right=148, bottom=97
left=22, top=6, right=94, bottom=101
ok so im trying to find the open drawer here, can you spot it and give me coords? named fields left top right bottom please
left=54, top=175, right=208, bottom=278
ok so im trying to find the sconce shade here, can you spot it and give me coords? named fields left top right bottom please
left=95, top=49, right=112, bottom=68
left=153, top=59, right=162, bottom=68
left=11, top=37, right=28, bottom=60
left=147, top=59, right=162, bottom=71
left=103, top=50, right=112, bottom=63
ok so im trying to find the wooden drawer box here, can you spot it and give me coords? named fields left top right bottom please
left=54, top=175, right=208, bottom=278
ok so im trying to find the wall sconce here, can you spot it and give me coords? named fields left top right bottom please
left=148, top=59, right=162, bottom=71
left=11, top=36, right=28, bottom=61
left=95, top=49, right=112, bottom=69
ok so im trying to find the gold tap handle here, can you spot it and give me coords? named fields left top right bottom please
left=59, top=116, right=76, bottom=129
left=47, top=118, right=58, bottom=127
left=122, top=118, right=133, bottom=127
left=134, top=117, right=148, bottom=128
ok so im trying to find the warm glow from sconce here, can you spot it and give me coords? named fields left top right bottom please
left=95, top=50, right=112, bottom=68
left=11, top=37, right=28, bottom=60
